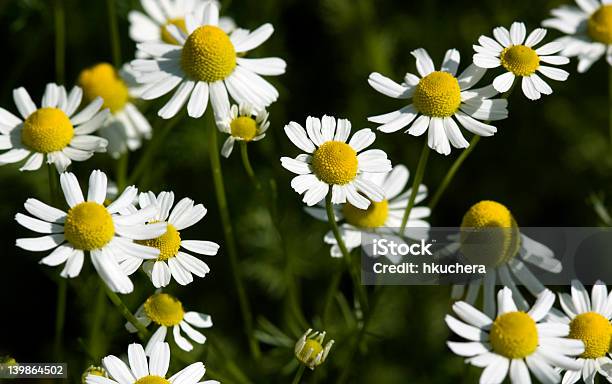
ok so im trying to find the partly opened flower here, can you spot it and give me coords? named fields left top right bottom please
left=86, top=342, right=218, bottom=384
left=543, top=0, right=612, bottom=72
left=295, top=329, right=334, bottom=370
left=547, top=280, right=612, bottom=383
left=78, top=63, right=152, bottom=158
left=445, top=200, right=562, bottom=318
left=305, top=164, right=430, bottom=260
left=15, top=170, right=166, bottom=293
left=473, top=21, right=570, bottom=100
left=217, top=103, right=269, bottom=158
left=0, top=83, right=109, bottom=172
left=368, top=48, right=508, bottom=155
left=280, top=115, right=392, bottom=209
left=129, top=0, right=235, bottom=48
left=446, top=287, right=584, bottom=384
left=127, top=292, right=212, bottom=354
left=131, top=1, right=285, bottom=119
left=122, top=191, right=219, bottom=287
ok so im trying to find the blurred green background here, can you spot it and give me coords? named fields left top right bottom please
left=0, top=0, right=609, bottom=383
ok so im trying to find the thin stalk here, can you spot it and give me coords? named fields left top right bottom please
left=87, top=283, right=107, bottom=359
left=291, top=365, right=306, bottom=384
left=127, top=115, right=182, bottom=185
left=609, top=65, right=612, bottom=150
left=239, top=142, right=308, bottom=328
left=399, top=143, right=430, bottom=233
left=208, top=120, right=261, bottom=359
left=324, top=194, right=368, bottom=313
left=428, top=135, right=480, bottom=211
left=102, top=282, right=150, bottom=341
left=322, top=267, right=342, bottom=327
left=106, top=0, right=122, bottom=67
left=54, top=0, right=65, bottom=84
left=116, top=153, right=129, bottom=191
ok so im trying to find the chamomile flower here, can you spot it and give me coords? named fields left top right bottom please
left=130, top=1, right=286, bottom=119
left=445, top=201, right=562, bottom=318
left=86, top=342, right=218, bottom=384
left=280, top=115, right=392, bottom=210
left=368, top=48, right=508, bottom=155
left=0, top=84, right=109, bottom=172
left=543, top=0, right=612, bottom=72
left=129, top=0, right=235, bottom=48
left=446, top=287, right=584, bottom=384
left=473, top=22, right=570, bottom=100
left=304, top=164, right=430, bottom=260
left=295, top=329, right=334, bottom=370
left=547, top=280, right=612, bottom=383
left=78, top=63, right=152, bottom=158
left=126, top=292, right=212, bottom=354
left=15, top=170, right=166, bottom=293
left=118, top=191, right=219, bottom=288
left=217, top=103, right=269, bottom=158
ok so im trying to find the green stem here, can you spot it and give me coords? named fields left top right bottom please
left=322, top=267, right=342, bottom=327
left=208, top=119, right=261, bottom=359
left=399, top=143, right=430, bottom=233
left=291, top=365, right=306, bottom=384
left=239, top=142, right=260, bottom=189
left=428, top=135, right=480, bottom=211
left=324, top=194, right=368, bottom=313
left=609, top=65, right=612, bottom=151
left=116, top=153, right=129, bottom=191
left=87, top=283, right=107, bottom=359
left=127, top=115, right=182, bottom=186
left=102, top=282, right=149, bottom=341
left=106, top=0, right=122, bottom=67
left=54, top=0, right=65, bottom=84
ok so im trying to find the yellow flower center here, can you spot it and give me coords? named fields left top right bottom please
left=181, top=25, right=236, bottom=83
left=137, top=223, right=181, bottom=261
left=569, top=312, right=612, bottom=359
left=311, top=141, right=358, bottom=185
left=297, top=339, right=323, bottom=364
left=342, top=200, right=389, bottom=228
left=230, top=116, right=258, bottom=141
left=143, top=293, right=185, bottom=326
left=490, top=311, right=538, bottom=359
left=500, top=45, right=540, bottom=76
left=21, top=108, right=74, bottom=153
left=134, top=376, right=170, bottom=384
left=161, top=17, right=187, bottom=45
left=78, top=63, right=129, bottom=114
left=588, top=5, right=612, bottom=44
left=413, top=71, right=461, bottom=118
left=64, top=202, right=115, bottom=250
left=459, top=200, right=521, bottom=267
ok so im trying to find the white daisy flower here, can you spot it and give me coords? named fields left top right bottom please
left=126, top=292, right=212, bottom=354
left=446, top=287, right=584, bottom=384
left=445, top=200, right=562, bottom=319
left=0, top=83, right=109, bottom=172
left=129, top=0, right=235, bottom=49
left=547, top=280, right=612, bottom=384
left=304, top=164, right=430, bottom=260
left=295, top=329, right=334, bottom=370
left=120, top=191, right=219, bottom=288
left=367, top=48, right=508, bottom=156
left=217, top=103, right=269, bottom=158
left=78, top=63, right=152, bottom=158
left=15, top=170, right=166, bottom=293
left=473, top=21, right=570, bottom=100
left=85, top=342, right=218, bottom=384
left=543, top=0, right=612, bottom=73
left=130, top=1, right=286, bottom=120
left=280, top=115, right=392, bottom=210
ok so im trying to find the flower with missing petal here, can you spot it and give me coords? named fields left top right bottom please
left=368, top=48, right=508, bottom=155
left=216, top=103, right=269, bottom=158
left=15, top=170, right=166, bottom=293
left=130, top=1, right=285, bottom=119
left=473, top=21, right=570, bottom=100
left=280, top=115, right=392, bottom=209
left=295, top=329, right=334, bottom=370
left=0, top=84, right=109, bottom=172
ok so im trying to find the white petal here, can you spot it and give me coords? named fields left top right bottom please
left=128, top=343, right=149, bottom=379
left=181, top=240, right=220, bottom=255
left=411, top=48, right=435, bottom=76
